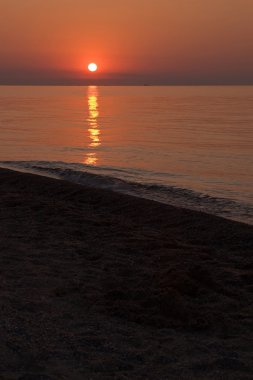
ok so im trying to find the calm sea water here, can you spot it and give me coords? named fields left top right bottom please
left=0, top=85, right=252, bottom=224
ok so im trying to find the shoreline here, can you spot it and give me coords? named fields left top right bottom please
left=1, top=163, right=252, bottom=226
left=0, top=167, right=252, bottom=379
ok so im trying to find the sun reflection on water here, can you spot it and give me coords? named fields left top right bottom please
left=85, top=86, right=101, bottom=165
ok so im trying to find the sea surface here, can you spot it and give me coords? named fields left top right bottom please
left=0, top=85, right=252, bottom=224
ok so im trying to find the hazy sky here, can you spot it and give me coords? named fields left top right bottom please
left=0, top=0, right=253, bottom=84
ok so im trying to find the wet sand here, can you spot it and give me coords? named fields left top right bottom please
left=0, top=168, right=252, bottom=379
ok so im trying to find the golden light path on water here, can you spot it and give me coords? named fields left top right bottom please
left=85, top=86, right=101, bottom=165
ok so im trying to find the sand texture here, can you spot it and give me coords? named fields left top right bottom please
left=0, top=168, right=252, bottom=379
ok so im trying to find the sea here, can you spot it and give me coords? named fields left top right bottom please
left=0, top=85, right=252, bottom=225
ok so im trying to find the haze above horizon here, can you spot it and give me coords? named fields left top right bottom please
left=0, top=0, right=252, bottom=85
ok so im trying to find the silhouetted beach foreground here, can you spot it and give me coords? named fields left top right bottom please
left=0, top=168, right=252, bottom=380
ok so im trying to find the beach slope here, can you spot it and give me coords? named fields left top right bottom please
left=0, top=168, right=252, bottom=379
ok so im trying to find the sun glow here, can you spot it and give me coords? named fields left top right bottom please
left=88, top=63, right=98, bottom=72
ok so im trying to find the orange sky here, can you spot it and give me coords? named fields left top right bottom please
left=0, top=0, right=252, bottom=84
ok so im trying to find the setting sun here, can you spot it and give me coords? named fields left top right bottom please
left=88, top=63, right=98, bottom=72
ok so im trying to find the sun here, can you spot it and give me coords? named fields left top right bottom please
left=88, top=63, right=98, bottom=72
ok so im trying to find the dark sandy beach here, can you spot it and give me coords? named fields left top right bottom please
left=0, top=168, right=252, bottom=379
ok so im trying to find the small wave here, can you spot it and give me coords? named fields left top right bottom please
left=1, top=160, right=252, bottom=225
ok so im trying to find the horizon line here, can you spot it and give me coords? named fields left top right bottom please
left=0, top=83, right=253, bottom=87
